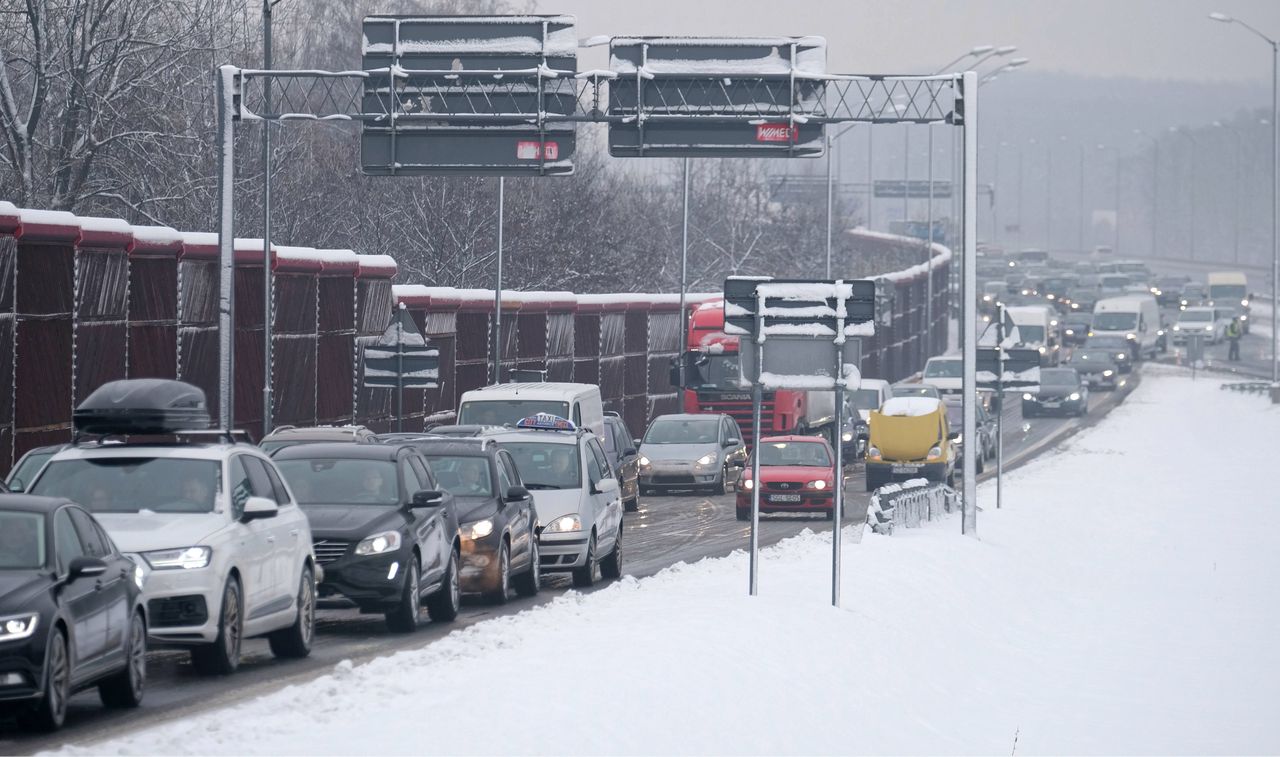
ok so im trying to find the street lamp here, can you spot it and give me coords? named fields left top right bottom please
left=1209, top=10, right=1279, bottom=385
left=979, top=57, right=1029, bottom=85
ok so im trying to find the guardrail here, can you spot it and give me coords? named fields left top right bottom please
left=866, top=478, right=957, bottom=535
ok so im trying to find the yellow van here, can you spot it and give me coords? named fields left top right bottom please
left=864, top=396, right=956, bottom=491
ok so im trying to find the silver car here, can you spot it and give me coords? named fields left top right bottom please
left=637, top=414, right=747, bottom=495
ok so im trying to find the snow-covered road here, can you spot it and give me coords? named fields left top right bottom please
left=61, top=368, right=1280, bottom=755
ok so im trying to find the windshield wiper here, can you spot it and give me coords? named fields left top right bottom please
left=523, top=483, right=562, bottom=490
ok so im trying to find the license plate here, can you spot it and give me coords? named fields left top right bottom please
left=1043, top=401, right=1060, bottom=408
left=891, top=464, right=919, bottom=474
left=770, top=493, right=801, bottom=502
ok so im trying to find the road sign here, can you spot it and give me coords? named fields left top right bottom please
left=607, top=36, right=827, bottom=158
left=874, top=179, right=952, bottom=199
left=362, top=309, right=440, bottom=389
left=360, top=15, right=577, bottom=176
left=976, top=347, right=1041, bottom=390
left=724, top=276, right=875, bottom=337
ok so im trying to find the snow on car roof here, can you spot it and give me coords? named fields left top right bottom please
left=880, top=397, right=942, bottom=417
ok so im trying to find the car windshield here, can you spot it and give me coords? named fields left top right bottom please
left=644, top=419, right=719, bottom=444
left=924, top=360, right=962, bottom=378
left=423, top=455, right=493, bottom=498
left=5, top=450, right=56, bottom=491
left=1182, top=286, right=1205, bottom=296
left=457, top=400, right=570, bottom=427
left=755, top=442, right=830, bottom=467
left=1017, top=325, right=1046, bottom=342
left=689, top=354, right=743, bottom=391
left=1040, top=370, right=1078, bottom=387
left=274, top=458, right=400, bottom=506
left=1209, top=284, right=1247, bottom=299
left=1087, top=337, right=1128, bottom=351
left=31, top=457, right=222, bottom=514
left=500, top=442, right=580, bottom=490
left=1100, top=276, right=1130, bottom=289
left=895, top=386, right=939, bottom=398
left=850, top=389, right=882, bottom=410
left=1180, top=310, right=1212, bottom=322
left=1093, top=312, right=1137, bottom=331
left=0, top=510, right=46, bottom=569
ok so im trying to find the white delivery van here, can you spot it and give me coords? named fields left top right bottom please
left=1006, top=304, right=1061, bottom=366
left=1091, top=295, right=1160, bottom=359
left=1207, top=271, right=1250, bottom=333
left=457, top=383, right=605, bottom=439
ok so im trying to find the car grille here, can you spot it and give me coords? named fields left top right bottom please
left=312, top=540, right=350, bottom=565
left=764, top=481, right=804, bottom=491
left=148, top=595, right=208, bottom=628
left=652, top=475, right=696, bottom=484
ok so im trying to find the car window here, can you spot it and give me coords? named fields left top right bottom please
left=275, top=458, right=401, bottom=505
left=69, top=508, right=112, bottom=557
left=408, top=457, right=435, bottom=490
left=54, top=507, right=85, bottom=574
left=585, top=444, right=604, bottom=485
left=241, top=456, right=280, bottom=503
left=572, top=403, right=582, bottom=427
left=600, top=422, right=618, bottom=459
left=496, top=455, right=514, bottom=494
left=0, top=510, right=47, bottom=569
left=261, top=461, right=293, bottom=505
left=499, top=452, right=522, bottom=486
left=399, top=459, right=418, bottom=498
left=227, top=456, right=253, bottom=519
left=587, top=438, right=612, bottom=479
left=32, top=457, right=222, bottom=514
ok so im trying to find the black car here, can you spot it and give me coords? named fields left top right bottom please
left=601, top=413, right=641, bottom=512
left=0, top=495, right=146, bottom=731
left=943, top=398, right=996, bottom=474
left=412, top=439, right=541, bottom=602
left=272, top=443, right=462, bottom=633
left=1082, top=335, right=1134, bottom=372
left=1022, top=368, right=1089, bottom=418
left=4, top=445, right=66, bottom=494
left=1060, top=313, right=1092, bottom=346
left=1068, top=349, right=1123, bottom=391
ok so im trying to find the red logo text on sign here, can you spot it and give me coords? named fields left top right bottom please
left=755, top=123, right=798, bottom=143
left=517, top=141, right=559, bottom=160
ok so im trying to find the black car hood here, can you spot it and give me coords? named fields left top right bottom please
left=1034, top=388, right=1079, bottom=400
left=302, top=505, right=408, bottom=540
left=0, top=571, right=50, bottom=610
left=456, top=497, right=499, bottom=525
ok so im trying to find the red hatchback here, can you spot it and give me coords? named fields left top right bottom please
left=735, top=436, right=837, bottom=521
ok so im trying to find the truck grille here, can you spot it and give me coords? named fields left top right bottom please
left=312, top=540, right=350, bottom=566
left=697, top=394, right=778, bottom=446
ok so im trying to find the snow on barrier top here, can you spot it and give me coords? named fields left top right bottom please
left=850, top=228, right=951, bottom=283
left=361, top=15, right=578, bottom=57
left=609, top=36, right=827, bottom=76
left=272, top=245, right=325, bottom=274
left=77, top=216, right=134, bottom=250
left=129, top=225, right=184, bottom=258
left=0, top=201, right=18, bottom=234
left=355, top=254, right=397, bottom=278
left=178, top=231, right=219, bottom=260
left=13, top=208, right=80, bottom=243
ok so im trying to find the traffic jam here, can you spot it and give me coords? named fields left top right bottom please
left=0, top=245, right=1225, bottom=736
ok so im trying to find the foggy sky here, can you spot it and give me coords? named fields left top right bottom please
left=535, top=0, right=1280, bottom=85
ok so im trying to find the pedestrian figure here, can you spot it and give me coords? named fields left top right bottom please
left=1226, top=317, right=1242, bottom=362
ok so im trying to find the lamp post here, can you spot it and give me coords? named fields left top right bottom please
left=1209, top=11, right=1278, bottom=384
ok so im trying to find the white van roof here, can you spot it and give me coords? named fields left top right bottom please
left=1005, top=304, right=1053, bottom=320
left=1095, top=296, right=1151, bottom=311
left=462, top=382, right=600, bottom=401
left=1207, top=272, right=1247, bottom=285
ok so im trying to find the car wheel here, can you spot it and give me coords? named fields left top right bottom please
left=22, top=627, right=69, bottom=731
left=735, top=508, right=750, bottom=522
left=571, top=533, right=599, bottom=588
left=269, top=566, right=315, bottom=657
left=99, top=610, right=146, bottom=708
left=192, top=577, right=242, bottom=676
left=513, top=537, right=541, bottom=597
left=425, top=549, right=461, bottom=623
left=484, top=541, right=511, bottom=605
left=385, top=559, right=421, bottom=632
left=713, top=468, right=728, bottom=496
left=601, top=526, right=623, bottom=580
left=624, top=495, right=639, bottom=512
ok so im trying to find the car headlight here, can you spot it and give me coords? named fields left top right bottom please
left=1242, top=299, right=1250, bottom=307
left=1023, top=392, right=1033, bottom=401
left=1116, top=353, right=1127, bottom=360
left=695, top=453, right=716, bottom=467
left=1047, top=293, right=1056, bottom=300
left=1204, top=325, right=1214, bottom=332
left=465, top=519, right=494, bottom=540
left=1103, top=369, right=1114, bottom=377
left=953, top=434, right=963, bottom=444
left=1240, top=315, right=1248, bottom=321
left=0, top=613, right=39, bottom=642
left=132, top=562, right=145, bottom=590
left=807, top=479, right=827, bottom=490
left=1069, top=392, right=1081, bottom=401
left=355, top=531, right=402, bottom=556
left=1065, top=329, right=1074, bottom=336
left=927, top=446, right=943, bottom=461
left=1173, top=324, right=1181, bottom=331
left=1071, top=302, right=1080, bottom=309
left=741, top=478, right=754, bottom=490
left=1126, top=333, right=1136, bottom=340
left=1038, top=346, right=1047, bottom=354
left=841, top=431, right=853, bottom=442
left=545, top=514, right=582, bottom=533
left=143, top=546, right=212, bottom=570
left=638, top=455, right=651, bottom=467
left=982, top=294, right=992, bottom=302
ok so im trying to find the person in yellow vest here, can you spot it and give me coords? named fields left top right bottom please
left=1226, top=317, right=1242, bottom=362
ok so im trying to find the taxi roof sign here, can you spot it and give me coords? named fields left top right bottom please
left=514, top=413, right=577, bottom=432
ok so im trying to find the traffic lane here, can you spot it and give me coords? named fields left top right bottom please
left=1, top=392, right=1112, bottom=753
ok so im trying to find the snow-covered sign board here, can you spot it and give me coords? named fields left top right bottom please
left=361, top=15, right=577, bottom=176
left=975, top=347, right=1041, bottom=390
left=362, top=309, right=440, bottom=389
left=725, top=277, right=874, bottom=391
left=608, top=37, right=827, bottom=157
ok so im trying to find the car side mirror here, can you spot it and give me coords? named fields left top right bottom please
left=67, top=556, right=108, bottom=580
left=623, top=447, right=638, bottom=457
left=731, top=458, right=746, bottom=469
left=724, top=438, right=741, bottom=447
left=633, top=438, right=643, bottom=449
left=592, top=478, right=619, bottom=496
left=412, top=490, right=445, bottom=508
left=241, top=496, right=279, bottom=522
left=504, top=485, right=530, bottom=503
left=947, top=430, right=960, bottom=441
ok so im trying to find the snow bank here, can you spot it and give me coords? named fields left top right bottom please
left=61, top=371, right=1280, bottom=756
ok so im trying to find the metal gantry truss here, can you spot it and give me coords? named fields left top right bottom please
left=216, top=65, right=981, bottom=536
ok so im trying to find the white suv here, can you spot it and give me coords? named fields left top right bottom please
left=485, top=415, right=623, bottom=588
left=29, top=440, right=317, bottom=675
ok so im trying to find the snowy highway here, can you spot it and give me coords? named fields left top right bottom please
left=0, top=374, right=1139, bottom=754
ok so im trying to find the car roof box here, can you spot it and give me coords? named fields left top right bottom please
left=74, top=379, right=211, bottom=436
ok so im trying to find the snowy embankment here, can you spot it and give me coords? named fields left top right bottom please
left=66, top=369, right=1280, bottom=756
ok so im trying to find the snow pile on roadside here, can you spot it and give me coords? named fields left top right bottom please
left=62, top=372, right=1280, bottom=756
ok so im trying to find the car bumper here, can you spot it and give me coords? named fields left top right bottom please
left=866, top=461, right=949, bottom=484
left=459, top=536, right=504, bottom=593
left=1022, top=398, right=1086, bottom=415
left=537, top=530, right=591, bottom=571
left=138, top=564, right=225, bottom=645
left=736, top=491, right=833, bottom=513
left=0, top=636, right=47, bottom=705
left=1080, top=373, right=1116, bottom=389
left=317, top=552, right=409, bottom=609
left=639, top=470, right=721, bottom=489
